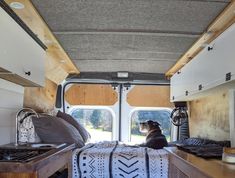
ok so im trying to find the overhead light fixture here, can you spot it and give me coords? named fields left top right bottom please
left=117, top=72, right=129, bottom=78
left=10, top=2, right=25, bottom=9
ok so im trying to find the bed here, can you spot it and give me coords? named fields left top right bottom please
left=72, top=141, right=169, bottom=178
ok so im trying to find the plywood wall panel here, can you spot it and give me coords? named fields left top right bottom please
left=65, top=84, right=118, bottom=106
left=23, top=78, right=57, bottom=112
left=189, top=89, right=230, bottom=141
left=127, top=85, right=173, bottom=108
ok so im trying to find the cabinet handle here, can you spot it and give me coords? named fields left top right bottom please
left=207, top=46, right=213, bottom=51
left=25, top=71, right=31, bottom=76
left=185, top=91, right=189, bottom=96
left=198, top=84, right=202, bottom=91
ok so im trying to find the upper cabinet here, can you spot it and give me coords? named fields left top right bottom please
left=171, top=23, right=235, bottom=102
left=0, top=3, right=46, bottom=87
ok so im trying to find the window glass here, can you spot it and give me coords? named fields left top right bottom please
left=70, top=108, right=113, bottom=142
left=131, top=109, right=171, bottom=143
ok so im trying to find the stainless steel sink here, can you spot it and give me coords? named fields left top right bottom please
left=0, top=143, right=67, bottom=162
left=29, top=143, right=66, bottom=149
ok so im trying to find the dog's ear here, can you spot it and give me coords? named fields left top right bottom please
left=147, top=120, right=154, bottom=125
left=154, top=121, right=161, bottom=126
left=147, top=120, right=161, bottom=127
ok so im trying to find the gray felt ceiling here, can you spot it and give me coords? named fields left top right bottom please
left=32, top=0, right=229, bottom=73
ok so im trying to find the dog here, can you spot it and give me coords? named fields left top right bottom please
left=139, top=120, right=168, bottom=149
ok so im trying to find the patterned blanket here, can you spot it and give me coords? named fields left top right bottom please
left=72, top=141, right=169, bottom=178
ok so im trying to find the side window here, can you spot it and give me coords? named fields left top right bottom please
left=130, top=109, right=172, bottom=143
left=69, top=107, right=113, bottom=142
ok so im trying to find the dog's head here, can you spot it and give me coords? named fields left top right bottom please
left=139, top=120, right=161, bottom=133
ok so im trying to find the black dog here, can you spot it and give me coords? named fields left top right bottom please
left=139, top=120, right=168, bottom=149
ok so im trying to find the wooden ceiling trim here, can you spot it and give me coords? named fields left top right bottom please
left=4, top=0, right=79, bottom=84
left=166, top=1, right=235, bottom=77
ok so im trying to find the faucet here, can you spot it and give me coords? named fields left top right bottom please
left=15, top=108, right=39, bottom=146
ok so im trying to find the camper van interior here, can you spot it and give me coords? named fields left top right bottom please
left=0, top=0, right=235, bottom=177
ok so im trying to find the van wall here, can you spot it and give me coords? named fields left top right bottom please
left=24, top=79, right=57, bottom=113
left=188, top=89, right=230, bottom=141
left=0, top=79, right=23, bottom=145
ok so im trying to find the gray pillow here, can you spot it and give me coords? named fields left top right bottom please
left=32, top=115, right=85, bottom=148
left=57, top=111, right=90, bottom=143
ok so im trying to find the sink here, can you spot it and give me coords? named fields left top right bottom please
left=30, top=143, right=66, bottom=149
left=0, top=143, right=67, bottom=162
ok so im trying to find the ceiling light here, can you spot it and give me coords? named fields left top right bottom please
left=10, top=2, right=25, bottom=9
left=117, top=72, right=129, bottom=78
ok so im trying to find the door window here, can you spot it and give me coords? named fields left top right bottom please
left=69, top=107, right=113, bottom=142
left=130, top=108, right=172, bottom=143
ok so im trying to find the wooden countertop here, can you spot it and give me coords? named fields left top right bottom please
left=0, top=143, right=75, bottom=173
left=165, top=147, right=235, bottom=178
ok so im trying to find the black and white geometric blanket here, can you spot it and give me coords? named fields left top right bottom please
left=72, top=141, right=169, bottom=178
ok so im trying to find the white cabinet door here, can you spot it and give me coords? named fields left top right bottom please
left=207, top=24, right=235, bottom=83
left=0, top=7, right=45, bottom=86
left=171, top=23, right=235, bottom=101
left=170, top=72, right=182, bottom=101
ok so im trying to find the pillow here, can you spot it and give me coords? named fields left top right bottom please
left=32, top=115, right=84, bottom=148
left=56, top=111, right=90, bottom=143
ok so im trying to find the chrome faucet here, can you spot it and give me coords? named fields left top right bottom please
left=15, top=108, right=39, bottom=146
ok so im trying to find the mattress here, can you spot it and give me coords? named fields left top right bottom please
left=72, top=141, right=169, bottom=178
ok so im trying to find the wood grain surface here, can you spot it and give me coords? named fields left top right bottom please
left=188, top=89, right=230, bottom=141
